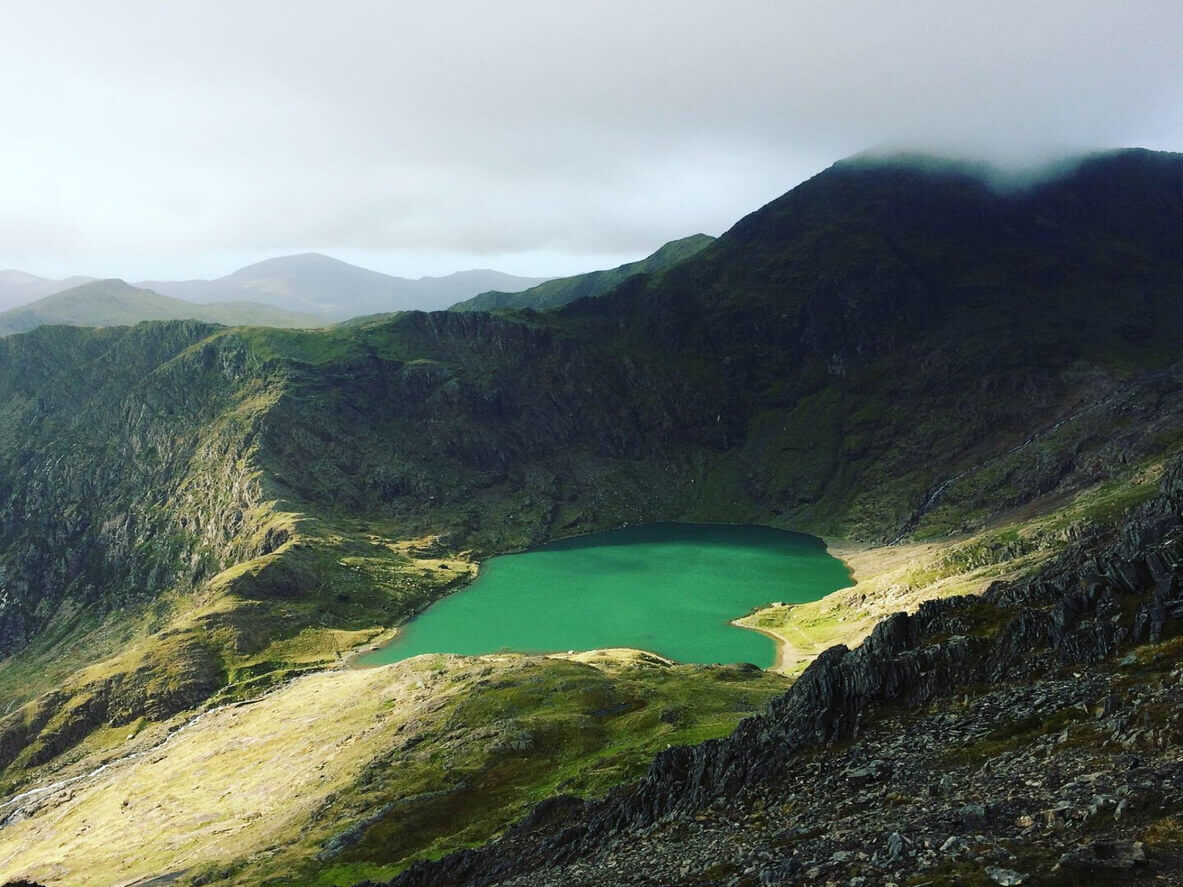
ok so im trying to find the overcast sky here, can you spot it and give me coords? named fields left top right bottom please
left=1, top=1, right=1181, bottom=281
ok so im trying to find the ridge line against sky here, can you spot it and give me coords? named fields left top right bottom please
left=1, top=0, right=1181, bottom=281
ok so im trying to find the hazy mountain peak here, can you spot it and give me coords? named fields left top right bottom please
left=0, top=269, right=49, bottom=283
left=0, top=277, right=322, bottom=337
left=139, top=253, right=550, bottom=319
left=0, top=270, right=98, bottom=312
left=224, top=252, right=357, bottom=276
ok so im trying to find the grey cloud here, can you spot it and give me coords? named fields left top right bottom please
left=1, top=0, right=1180, bottom=279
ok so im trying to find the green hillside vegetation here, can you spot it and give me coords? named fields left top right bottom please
left=450, top=234, right=715, bottom=312
left=1, top=150, right=1182, bottom=885
left=0, top=461, right=1170, bottom=885
left=4, top=149, right=1183, bottom=754
left=0, top=278, right=324, bottom=336
left=0, top=651, right=786, bottom=886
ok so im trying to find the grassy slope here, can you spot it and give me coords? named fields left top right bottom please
left=450, top=234, right=715, bottom=312
left=4, top=210, right=1183, bottom=787
left=0, top=652, right=786, bottom=887
left=0, top=309, right=758, bottom=804
left=741, top=458, right=1166, bottom=675
left=0, top=279, right=323, bottom=336
left=0, top=360, right=1178, bottom=884
left=0, top=459, right=1167, bottom=887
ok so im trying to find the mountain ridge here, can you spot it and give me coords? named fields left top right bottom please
left=0, top=278, right=324, bottom=337
left=0, top=255, right=552, bottom=321
left=0, top=270, right=96, bottom=312
left=450, top=234, right=715, bottom=312
left=4, top=148, right=1182, bottom=669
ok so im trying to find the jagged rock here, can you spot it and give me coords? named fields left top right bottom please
left=843, top=760, right=892, bottom=787
left=1058, top=840, right=1148, bottom=870
left=985, top=866, right=1027, bottom=885
left=959, top=803, right=988, bottom=831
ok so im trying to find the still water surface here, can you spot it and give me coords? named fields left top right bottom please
left=358, top=523, right=851, bottom=669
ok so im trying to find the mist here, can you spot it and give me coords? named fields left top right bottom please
left=1, top=0, right=1181, bottom=279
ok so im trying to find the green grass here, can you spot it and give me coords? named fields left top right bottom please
left=452, top=234, right=715, bottom=313
left=272, top=657, right=787, bottom=886
left=0, top=652, right=787, bottom=887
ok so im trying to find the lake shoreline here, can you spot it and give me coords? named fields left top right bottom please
left=347, top=520, right=851, bottom=671
left=729, top=618, right=789, bottom=671
left=728, top=538, right=864, bottom=674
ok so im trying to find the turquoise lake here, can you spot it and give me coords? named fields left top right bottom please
left=358, top=523, right=851, bottom=669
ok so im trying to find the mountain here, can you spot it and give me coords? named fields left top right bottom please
left=1, top=150, right=1182, bottom=885
left=140, top=253, right=550, bottom=320
left=0, top=278, right=324, bottom=336
left=450, top=233, right=715, bottom=312
left=0, top=270, right=95, bottom=312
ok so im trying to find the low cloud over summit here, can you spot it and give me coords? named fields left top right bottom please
left=2, top=1, right=1181, bottom=279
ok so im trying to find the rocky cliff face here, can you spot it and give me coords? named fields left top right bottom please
left=563, top=150, right=1183, bottom=538
left=0, top=323, right=286, bottom=657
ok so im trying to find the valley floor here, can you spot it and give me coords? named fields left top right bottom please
left=0, top=534, right=933, bottom=886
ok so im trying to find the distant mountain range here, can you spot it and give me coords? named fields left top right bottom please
left=0, top=254, right=552, bottom=327
left=450, top=234, right=715, bottom=312
left=0, top=270, right=96, bottom=312
left=0, top=279, right=322, bottom=337
left=139, top=253, right=551, bottom=320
